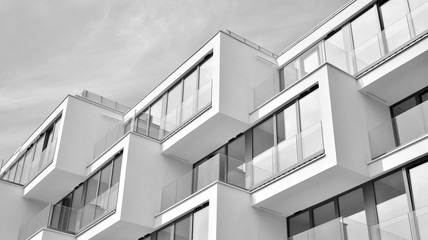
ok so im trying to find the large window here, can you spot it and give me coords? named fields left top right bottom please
left=287, top=158, right=428, bottom=240
left=50, top=153, right=122, bottom=234
left=142, top=205, right=209, bottom=240
left=136, top=53, right=213, bottom=140
left=0, top=115, right=62, bottom=185
left=251, top=87, right=323, bottom=186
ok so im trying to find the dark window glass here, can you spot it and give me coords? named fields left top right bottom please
left=299, top=89, right=320, bottom=130
left=374, top=171, right=409, bottom=222
left=193, top=207, right=209, bottom=240
left=252, top=117, right=274, bottom=157
left=111, top=155, right=122, bottom=186
left=175, top=216, right=191, bottom=240
left=81, top=172, right=100, bottom=227
left=227, top=135, right=246, bottom=188
left=95, top=162, right=112, bottom=218
left=288, top=211, right=311, bottom=237
left=313, top=201, right=336, bottom=226
left=149, top=99, right=164, bottom=139
left=391, top=97, right=417, bottom=117
left=338, top=188, right=367, bottom=223
left=156, top=226, right=172, bottom=240
left=277, top=103, right=298, bottom=143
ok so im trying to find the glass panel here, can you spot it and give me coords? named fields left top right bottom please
left=21, top=147, right=34, bottom=184
left=95, top=163, right=112, bottom=218
left=81, top=172, right=100, bottom=227
left=25, top=145, right=36, bottom=180
left=111, top=155, right=122, bottom=186
left=137, top=110, right=149, bottom=135
left=351, top=7, right=381, bottom=47
left=299, top=89, right=320, bottom=131
left=252, top=117, right=274, bottom=158
left=175, top=216, right=191, bottom=240
left=194, top=156, right=220, bottom=192
left=8, top=164, right=17, bottom=182
left=288, top=211, right=311, bottom=237
left=381, top=0, right=408, bottom=27
left=199, top=56, right=213, bottom=88
left=69, top=185, right=83, bottom=232
left=351, top=7, right=382, bottom=70
left=313, top=201, right=336, bottom=227
left=374, top=171, right=411, bottom=240
left=193, top=207, right=209, bottom=240
left=301, top=122, right=323, bottom=160
left=14, top=157, right=24, bottom=183
left=325, top=25, right=355, bottom=75
left=227, top=135, right=246, bottom=188
left=149, top=99, right=164, bottom=139
left=182, top=70, right=198, bottom=123
left=157, top=226, right=172, bottom=240
left=280, top=61, right=299, bottom=91
left=408, top=0, right=428, bottom=9
left=381, top=0, right=411, bottom=52
left=392, top=97, right=417, bottom=117
left=394, top=103, right=425, bottom=145
left=411, top=1, right=428, bottom=35
left=299, top=45, right=321, bottom=77
left=165, top=82, right=183, bottom=134
left=32, top=137, right=44, bottom=173
left=277, top=104, right=298, bottom=142
left=339, top=188, right=369, bottom=240
left=409, top=162, right=428, bottom=209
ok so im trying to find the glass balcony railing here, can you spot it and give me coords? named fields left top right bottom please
left=161, top=80, right=212, bottom=137
left=368, top=101, right=428, bottom=159
left=253, top=44, right=324, bottom=109
left=254, top=1, right=428, bottom=110
left=93, top=124, right=128, bottom=159
left=371, top=207, right=428, bottom=240
left=17, top=182, right=119, bottom=240
left=289, top=217, right=380, bottom=240
left=249, top=122, right=324, bottom=187
left=160, top=153, right=245, bottom=211
left=326, top=1, right=428, bottom=75
left=79, top=90, right=130, bottom=114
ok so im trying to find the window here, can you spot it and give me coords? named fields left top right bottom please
left=288, top=211, right=311, bottom=237
left=135, top=53, right=213, bottom=140
left=145, top=205, right=209, bottom=240
left=351, top=6, right=382, bottom=70
left=51, top=153, right=122, bottom=234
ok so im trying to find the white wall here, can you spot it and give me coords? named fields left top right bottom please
left=0, top=181, right=46, bottom=240
left=216, top=184, right=286, bottom=240
left=121, top=133, right=191, bottom=233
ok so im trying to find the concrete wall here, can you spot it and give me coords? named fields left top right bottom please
left=216, top=184, right=286, bottom=240
left=0, top=181, right=46, bottom=240
left=121, top=133, right=191, bottom=232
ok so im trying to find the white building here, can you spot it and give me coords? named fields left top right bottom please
left=1, top=0, right=428, bottom=239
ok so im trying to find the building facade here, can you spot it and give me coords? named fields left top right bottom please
left=1, top=0, right=428, bottom=239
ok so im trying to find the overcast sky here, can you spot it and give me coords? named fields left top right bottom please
left=0, top=0, right=349, bottom=162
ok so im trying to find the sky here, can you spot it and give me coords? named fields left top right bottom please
left=0, top=0, right=349, bottom=162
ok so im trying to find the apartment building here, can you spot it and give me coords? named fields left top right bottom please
left=1, top=0, right=428, bottom=239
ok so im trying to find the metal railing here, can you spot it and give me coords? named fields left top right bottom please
left=79, top=90, right=130, bottom=114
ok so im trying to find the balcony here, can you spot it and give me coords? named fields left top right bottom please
left=160, top=153, right=245, bottom=211
left=18, top=182, right=119, bottom=240
left=289, top=217, right=370, bottom=240
left=79, top=90, right=130, bottom=114
left=371, top=207, right=428, bottom=240
left=93, top=123, right=128, bottom=160
left=249, top=122, right=324, bottom=188
left=254, top=1, right=428, bottom=110
left=368, top=101, right=428, bottom=160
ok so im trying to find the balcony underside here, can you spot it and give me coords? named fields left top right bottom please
left=24, top=167, right=84, bottom=203
left=252, top=162, right=368, bottom=217
left=162, top=112, right=249, bottom=163
left=77, top=220, right=151, bottom=240
left=359, top=36, right=428, bottom=105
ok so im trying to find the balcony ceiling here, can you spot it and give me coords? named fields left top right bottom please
left=359, top=38, right=428, bottom=106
